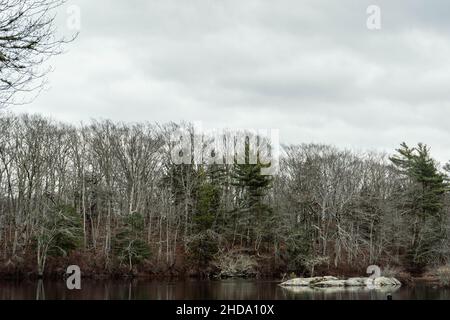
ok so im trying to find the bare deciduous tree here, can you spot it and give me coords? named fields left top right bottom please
left=0, top=0, right=74, bottom=107
left=0, top=114, right=449, bottom=278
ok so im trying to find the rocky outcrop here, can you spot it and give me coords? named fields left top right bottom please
left=280, top=276, right=338, bottom=286
left=314, top=279, right=346, bottom=287
left=344, top=277, right=371, bottom=286
left=280, top=276, right=401, bottom=288
left=373, top=276, right=401, bottom=286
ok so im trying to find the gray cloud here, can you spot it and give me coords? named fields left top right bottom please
left=15, top=0, right=450, bottom=163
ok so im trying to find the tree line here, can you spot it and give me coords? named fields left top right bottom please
left=0, top=113, right=449, bottom=278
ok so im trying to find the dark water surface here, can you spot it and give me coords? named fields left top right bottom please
left=0, top=279, right=449, bottom=300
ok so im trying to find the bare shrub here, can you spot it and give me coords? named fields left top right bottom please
left=381, top=265, right=402, bottom=278
left=213, top=250, right=258, bottom=278
left=304, top=256, right=329, bottom=277
left=436, top=265, right=450, bottom=287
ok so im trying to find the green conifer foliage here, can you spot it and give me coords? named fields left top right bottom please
left=390, top=143, right=449, bottom=271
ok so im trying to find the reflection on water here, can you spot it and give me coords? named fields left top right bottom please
left=0, top=279, right=449, bottom=300
left=280, top=285, right=400, bottom=300
left=36, top=280, right=45, bottom=300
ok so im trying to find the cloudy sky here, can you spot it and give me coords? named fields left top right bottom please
left=16, top=0, right=450, bottom=163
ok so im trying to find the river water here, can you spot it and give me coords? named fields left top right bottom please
left=0, top=279, right=448, bottom=300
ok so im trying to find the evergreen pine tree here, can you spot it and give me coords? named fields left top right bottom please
left=390, top=143, right=449, bottom=271
left=231, top=136, right=273, bottom=253
left=186, top=168, right=221, bottom=274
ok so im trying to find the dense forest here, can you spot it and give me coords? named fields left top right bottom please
left=0, top=113, right=449, bottom=279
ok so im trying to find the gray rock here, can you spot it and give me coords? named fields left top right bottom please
left=314, top=279, right=346, bottom=287
left=373, top=276, right=401, bottom=286
left=280, top=276, right=401, bottom=288
left=365, top=277, right=375, bottom=286
left=344, top=277, right=368, bottom=286
left=280, top=276, right=338, bottom=287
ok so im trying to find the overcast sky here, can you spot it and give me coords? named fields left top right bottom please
left=15, top=0, right=450, bottom=163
